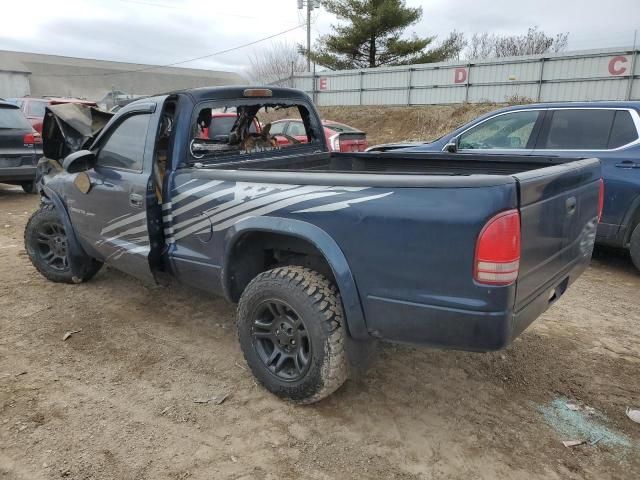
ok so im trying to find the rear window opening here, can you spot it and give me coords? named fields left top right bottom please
left=189, top=102, right=321, bottom=163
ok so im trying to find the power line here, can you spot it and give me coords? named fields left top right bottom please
left=31, top=24, right=305, bottom=78
left=112, top=0, right=260, bottom=19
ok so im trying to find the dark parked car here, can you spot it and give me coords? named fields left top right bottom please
left=26, top=87, right=600, bottom=403
left=0, top=100, right=42, bottom=193
left=369, top=102, right=640, bottom=270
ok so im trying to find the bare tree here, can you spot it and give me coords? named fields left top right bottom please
left=429, top=30, right=468, bottom=62
left=465, top=27, right=569, bottom=60
left=247, top=41, right=307, bottom=85
left=465, top=32, right=495, bottom=60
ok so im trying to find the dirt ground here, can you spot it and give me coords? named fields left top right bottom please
left=1, top=184, right=639, bottom=480
left=315, top=104, right=503, bottom=146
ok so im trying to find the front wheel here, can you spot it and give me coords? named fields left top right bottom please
left=237, top=266, right=348, bottom=404
left=630, top=223, right=640, bottom=272
left=24, top=204, right=102, bottom=284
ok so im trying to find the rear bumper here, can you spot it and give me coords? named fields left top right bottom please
left=0, top=165, right=37, bottom=183
left=364, top=256, right=590, bottom=352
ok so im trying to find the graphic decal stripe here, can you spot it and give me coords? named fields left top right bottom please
left=103, top=223, right=149, bottom=243
left=171, top=180, right=224, bottom=204
left=171, top=187, right=237, bottom=217
left=172, top=185, right=343, bottom=240
left=207, top=191, right=347, bottom=232
left=175, top=190, right=344, bottom=240
left=106, top=212, right=134, bottom=224
left=293, top=192, right=393, bottom=213
left=161, top=180, right=393, bottom=247
left=169, top=184, right=304, bottom=233
left=173, top=178, right=198, bottom=191
left=101, top=211, right=147, bottom=235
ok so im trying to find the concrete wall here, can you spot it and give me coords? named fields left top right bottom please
left=292, top=47, right=640, bottom=106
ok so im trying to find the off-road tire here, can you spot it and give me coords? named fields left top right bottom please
left=24, top=204, right=102, bottom=284
left=237, top=266, right=348, bottom=404
left=630, top=223, right=640, bottom=272
left=21, top=181, right=37, bottom=194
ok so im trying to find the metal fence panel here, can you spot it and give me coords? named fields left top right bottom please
left=291, top=47, right=640, bottom=106
left=410, top=86, right=466, bottom=104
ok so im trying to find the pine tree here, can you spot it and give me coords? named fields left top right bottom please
left=309, top=0, right=458, bottom=69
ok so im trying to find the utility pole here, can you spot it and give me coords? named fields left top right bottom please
left=626, top=29, right=638, bottom=100
left=298, top=0, right=318, bottom=72
left=306, top=0, right=312, bottom=72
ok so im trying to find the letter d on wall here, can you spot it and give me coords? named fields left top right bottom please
left=454, top=68, right=468, bottom=84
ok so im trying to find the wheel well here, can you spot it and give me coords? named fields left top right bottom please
left=226, top=232, right=336, bottom=302
left=626, top=206, right=640, bottom=244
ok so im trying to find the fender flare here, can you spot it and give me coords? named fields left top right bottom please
left=41, top=185, right=92, bottom=277
left=221, top=216, right=369, bottom=340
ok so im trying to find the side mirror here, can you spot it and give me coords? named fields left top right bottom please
left=444, top=138, right=459, bottom=153
left=62, top=150, right=96, bottom=173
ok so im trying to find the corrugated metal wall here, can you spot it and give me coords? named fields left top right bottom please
left=292, top=47, right=640, bottom=106
left=0, top=72, right=30, bottom=99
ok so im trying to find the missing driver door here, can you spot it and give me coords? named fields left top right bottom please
left=66, top=110, right=156, bottom=284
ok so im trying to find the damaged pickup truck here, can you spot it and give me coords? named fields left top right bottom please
left=25, top=87, right=602, bottom=403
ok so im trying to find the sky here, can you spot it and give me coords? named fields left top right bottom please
left=0, top=0, right=639, bottom=77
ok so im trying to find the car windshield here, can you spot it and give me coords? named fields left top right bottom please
left=27, top=101, right=48, bottom=117
left=0, top=106, right=31, bottom=129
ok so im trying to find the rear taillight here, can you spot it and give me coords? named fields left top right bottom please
left=474, top=209, right=521, bottom=286
left=329, top=133, right=340, bottom=151
left=597, top=179, right=604, bottom=222
left=23, top=132, right=42, bottom=145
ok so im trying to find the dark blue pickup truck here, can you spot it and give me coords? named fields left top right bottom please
left=25, top=87, right=602, bottom=403
left=369, top=102, right=640, bottom=270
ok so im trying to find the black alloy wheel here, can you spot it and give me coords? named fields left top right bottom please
left=34, top=221, right=69, bottom=272
left=251, top=299, right=311, bottom=381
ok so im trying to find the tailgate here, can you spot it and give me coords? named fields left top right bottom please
left=0, top=129, right=37, bottom=168
left=513, top=158, right=601, bottom=311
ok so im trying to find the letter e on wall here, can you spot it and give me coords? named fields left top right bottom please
left=319, top=77, right=328, bottom=90
left=608, top=56, right=628, bottom=76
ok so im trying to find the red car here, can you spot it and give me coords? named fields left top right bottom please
left=270, top=119, right=368, bottom=152
left=8, top=97, right=98, bottom=133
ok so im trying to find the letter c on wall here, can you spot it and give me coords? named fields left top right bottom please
left=608, top=56, right=628, bottom=76
left=454, top=68, right=468, bottom=84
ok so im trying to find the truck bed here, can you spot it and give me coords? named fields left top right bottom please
left=185, top=151, right=600, bottom=349
left=203, top=151, right=570, bottom=177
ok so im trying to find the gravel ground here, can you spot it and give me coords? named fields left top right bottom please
left=1, top=185, right=639, bottom=480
